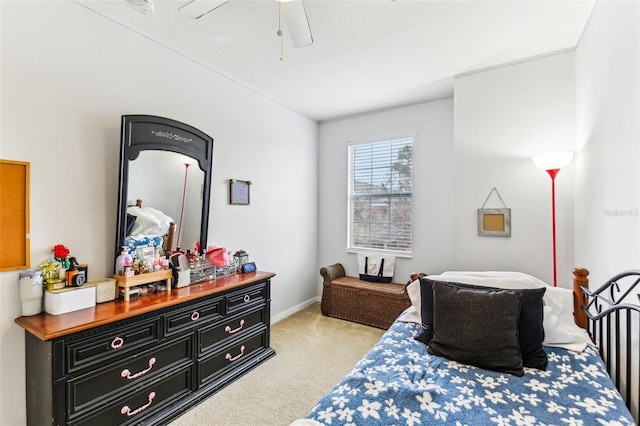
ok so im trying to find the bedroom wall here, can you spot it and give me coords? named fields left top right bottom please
left=574, top=0, right=640, bottom=285
left=453, top=51, right=576, bottom=287
left=317, top=51, right=577, bottom=289
left=317, top=99, right=455, bottom=281
left=0, top=2, right=318, bottom=425
left=574, top=2, right=639, bottom=416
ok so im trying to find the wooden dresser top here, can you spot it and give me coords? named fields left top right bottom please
left=15, top=271, right=275, bottom=341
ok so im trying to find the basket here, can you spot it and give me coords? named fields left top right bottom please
left=320, top=263, right=411, bottom=330
left=85, top=278, right=117, bottom=303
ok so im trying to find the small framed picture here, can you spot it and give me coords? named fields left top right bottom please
left=229, top=179, right=251, bottom=205
left=478, top=208, right=511, bottom=237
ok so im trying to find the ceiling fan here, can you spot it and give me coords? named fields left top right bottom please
left=178, top=0, right=314, bottom=50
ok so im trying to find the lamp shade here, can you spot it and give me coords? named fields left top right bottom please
left=532, top=152, right=574, bottom=171
left=178, top=155, right=196, bottom=166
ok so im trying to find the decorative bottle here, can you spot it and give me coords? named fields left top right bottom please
left=115, top=247, right=133, bottom=276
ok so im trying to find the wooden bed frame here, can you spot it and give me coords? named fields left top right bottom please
left=572, top=267, right=640, bottom=422
left=134, top=199, right=176, bottom=254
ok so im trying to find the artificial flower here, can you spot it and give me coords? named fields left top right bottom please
left=53, top=244, right=70, bottom=268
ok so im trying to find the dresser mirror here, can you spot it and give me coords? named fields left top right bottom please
left=115, top=115, right=213, bottom=267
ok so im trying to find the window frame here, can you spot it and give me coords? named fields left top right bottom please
left=346, top=135, right=414, bottom=258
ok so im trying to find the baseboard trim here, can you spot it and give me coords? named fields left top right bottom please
left=271, top=296, right=321, bottom=324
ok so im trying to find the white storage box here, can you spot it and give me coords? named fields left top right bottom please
left=85, top=278, right=117, bottom=303
left=44, top=286, right=96, bottom=315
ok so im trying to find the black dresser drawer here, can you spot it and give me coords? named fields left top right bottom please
left=163, top=297, right=223, bottom=337
left=21, top=274, right=275, bottom=426
left=199, top=306, right=267, bottom=354
left=65, top=318, right=160, bottom=373
left=69, top=366, right=193, bottom=426
left=197, top=329, right=267, bottom=387
left=67, top=335, right=194, bottom=417
left=226, top=282, right=268, bottom=314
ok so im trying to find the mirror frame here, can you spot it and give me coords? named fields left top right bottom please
left=115, top=115, right=213, bottom=263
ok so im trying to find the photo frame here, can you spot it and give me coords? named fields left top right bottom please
left=478, top=208, right=511, bottom=237
left=229, top=179, right=251, bottom=205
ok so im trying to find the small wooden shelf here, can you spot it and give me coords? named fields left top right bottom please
left=113, top=269, right=172, bottom=301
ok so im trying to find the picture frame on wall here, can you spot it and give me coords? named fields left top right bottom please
left=229, top=179, right=251, bottom=205
left=478, top=208, right=511, bottom=237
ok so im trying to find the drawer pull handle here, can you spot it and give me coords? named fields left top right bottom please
left=225, top=345, right=245, bottom=362
left=243, top=294, right=251, bottom=303
left=191, top=311, right=200, bottom=321
left=225, top=319, right=245, bottom=334
left=120, top=392, right=156, bottom=417
left=111, top=336, right=124, bottom=349
left=121, top=358, right=156, bottom=380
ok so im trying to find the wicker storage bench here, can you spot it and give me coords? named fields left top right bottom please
left=320, top=263, right=411, bottom=329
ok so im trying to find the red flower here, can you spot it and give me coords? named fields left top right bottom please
left=53, top=244, right=70, bottom=260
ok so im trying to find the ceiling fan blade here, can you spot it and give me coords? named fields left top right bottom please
left=282, top=0, right=313, bottom=48
left=179, top=0, right=230, bottom=19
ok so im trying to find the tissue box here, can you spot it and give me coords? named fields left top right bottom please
left=44, top=286, right=96, bottom=315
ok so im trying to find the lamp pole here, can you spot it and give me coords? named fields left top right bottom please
left=176, top=162, right=191, bottom=248
left=533, top=151, right=573, bottom=287
left=545, top=168, right=560, bottom=287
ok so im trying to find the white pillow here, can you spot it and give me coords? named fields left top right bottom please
left=143, top=206, right=174, bottom=236
left=127, top=206, right=162, bottom=236
left=397, top=279, right=421, bottom=324
left=405, top=271, right=590, bottom=352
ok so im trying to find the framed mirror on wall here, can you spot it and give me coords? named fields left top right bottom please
left=115, top=115, right=213, bottom=270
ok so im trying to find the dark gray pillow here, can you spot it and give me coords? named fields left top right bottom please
left=427, top=281, right=525, bottom=376
left=417, top=278, right=547, bottom=370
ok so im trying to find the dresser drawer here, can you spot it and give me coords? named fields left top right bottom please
left=163, top=297, right=223, bottom=337
left=69, top=366, right=193, bottom=426
left=65, top=318, right=160, bottom=373
left=197, top=329, right=267, bottom=387
left=226, top=281, right=268, bottom=314
left=67, top=334, right=194, bottom=417
left=199, top=306, right=267, bottom=354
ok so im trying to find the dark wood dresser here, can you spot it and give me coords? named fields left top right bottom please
left=15, top=271, right=275, bottom=426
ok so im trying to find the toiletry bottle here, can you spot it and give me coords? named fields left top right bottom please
left=115, top=247, right=132, bottom=276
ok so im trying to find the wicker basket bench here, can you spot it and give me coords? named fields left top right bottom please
left=320, top=263, right=411, bottom=329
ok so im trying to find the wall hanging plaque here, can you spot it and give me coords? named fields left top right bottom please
left=478, top=187, right=511, bottom=237
left=229, top=179, right=251, bottom=205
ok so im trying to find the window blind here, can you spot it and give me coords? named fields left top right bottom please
left=347, top=137, right=413, bottom=254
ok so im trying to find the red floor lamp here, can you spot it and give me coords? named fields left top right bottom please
left=532, top=151, right=574, bottom=287
left=177, top=155, right=195, bottom=249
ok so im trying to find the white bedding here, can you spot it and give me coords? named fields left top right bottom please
left=398, top=270, right=591, bottom=352
left=127, top=206, right=174, bottom=238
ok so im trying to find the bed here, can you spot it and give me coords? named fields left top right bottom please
left=298, top=268, right=639, bottom=425
left=124, top=199, right=176, bottom=257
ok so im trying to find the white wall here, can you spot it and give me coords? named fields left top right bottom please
left=453, top=52, right=576, bottom=286
left=318, top=99, right=455, bottom=282
left=575, top=2, right=639, bottom=417
left=0, top=2, right=318, bottom=425
left=318, top=52, right=577, bottom=289
left=574, top=0, right=640, bottom=285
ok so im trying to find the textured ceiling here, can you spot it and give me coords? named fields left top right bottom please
left=78, top=0, right=595, bottom=122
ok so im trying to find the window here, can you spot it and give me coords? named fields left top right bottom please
left=347, top=137, right=413, bottom=255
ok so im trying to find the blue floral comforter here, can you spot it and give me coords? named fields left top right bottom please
left=306, top=320, right=635, bottom=425
left=124, top=235, right=164, bottom=256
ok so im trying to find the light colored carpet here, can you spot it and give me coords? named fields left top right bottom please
left=168, top=302, right=384, bottom=426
